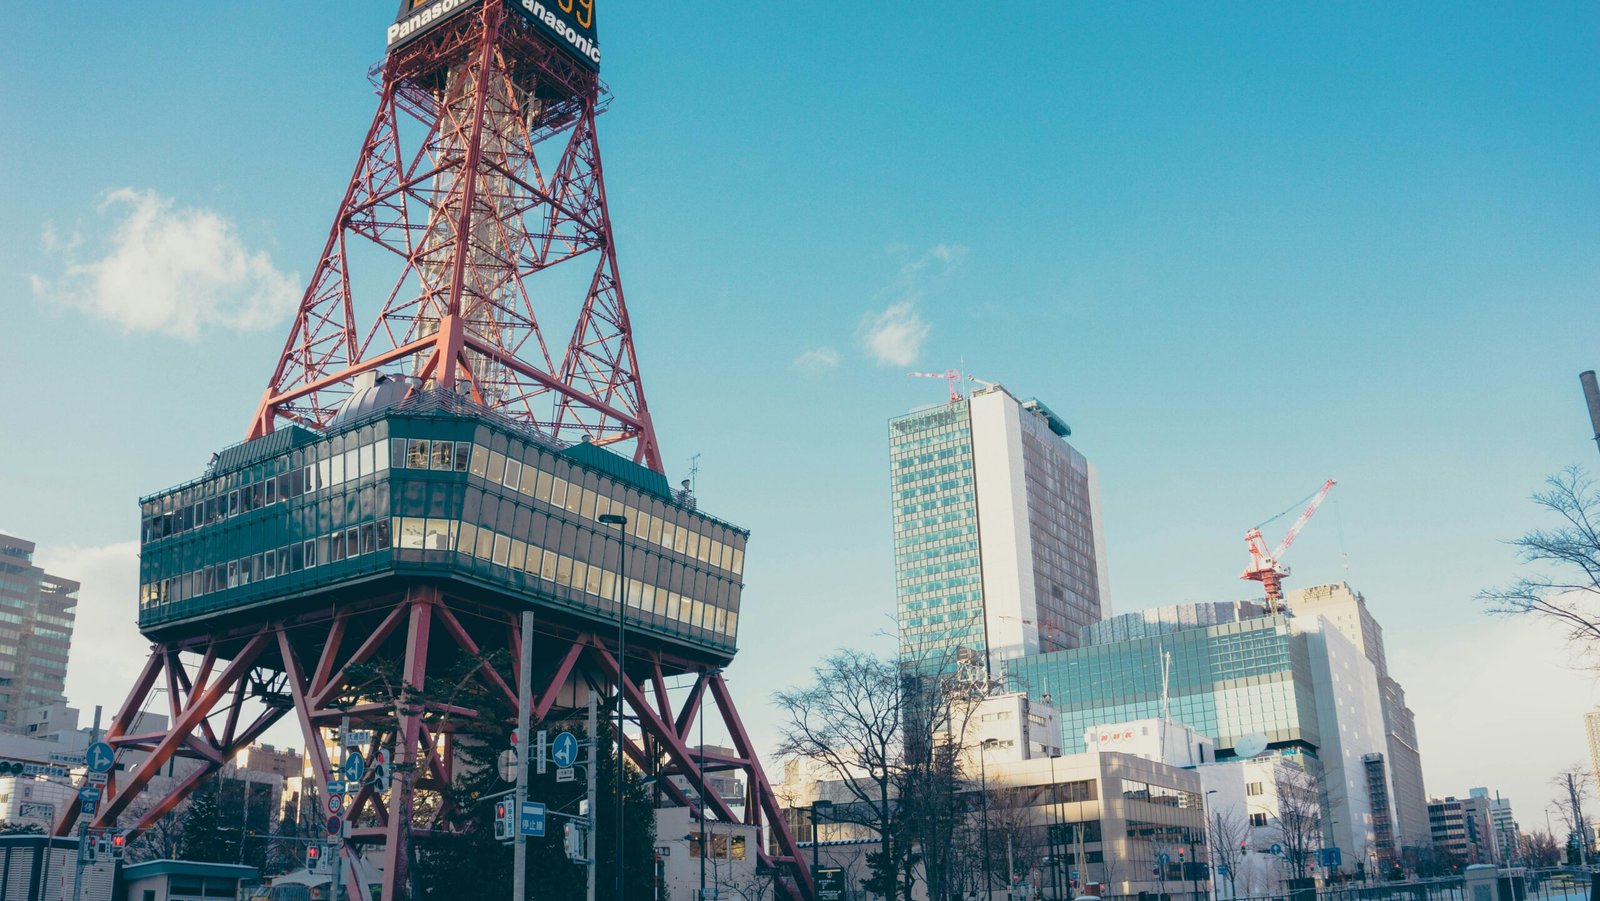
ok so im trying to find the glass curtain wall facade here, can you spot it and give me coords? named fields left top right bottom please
left=890, top=401, right=986, bottom=673
left=137, top=405, right=748, bottom=660
left=0, top=535, right=76, bottom=730
left=1006, top=615, right=1321, bottom=757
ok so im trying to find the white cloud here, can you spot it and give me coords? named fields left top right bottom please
left=855, top=243, right=968, bottom=367
left=792, top=345, right=840, bottom=374
left=33, top=542, right=154, bottom=718
left=1391, top=616, right=1600, bottom=818
left=856, top=301, right=931, bottom=367
left=31, top=188, right=299, bottom=341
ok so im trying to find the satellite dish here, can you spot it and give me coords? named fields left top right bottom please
left=1234, top=733, right=1269, bottom=759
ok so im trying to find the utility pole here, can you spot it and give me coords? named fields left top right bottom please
left=71, top=705, right=103, bottom=901
left=513, top=610, right=533, bottom=901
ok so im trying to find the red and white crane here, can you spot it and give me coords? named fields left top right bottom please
left=1241, top=479, right=1336, bottom=612
left=908, top=369, right=964, bottom=404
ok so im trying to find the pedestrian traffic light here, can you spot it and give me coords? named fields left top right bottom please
left=110, top=831, right=127, bottom=860
left=306, top=844, right=322, bottom=872
left=494, top=801, right=512, bottom=841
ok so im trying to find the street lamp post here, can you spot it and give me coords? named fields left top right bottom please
left=811, top=799, right=834, bottom=881
left=1203, top=789, right=1218, bottom=901
left=1048, top=752, right=1063, bottom=900
left=980, top=738, right=999, bottom=900
left=598, top=513, right=629, bottom=901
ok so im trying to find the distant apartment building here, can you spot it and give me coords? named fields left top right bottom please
left=1429, top=795, right=1497, bottom=864
left=1286, top=583, right=1430, bottom=854
left=890, top=384, right=1109, bottom=675
left=1468, top=787, right=1518, bottom=864
left=0, top=534, right=77, bottom=730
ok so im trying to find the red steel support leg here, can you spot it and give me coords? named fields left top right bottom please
left=381, top=590, right=435, bottom=901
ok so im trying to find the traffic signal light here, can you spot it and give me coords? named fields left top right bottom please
left=110, top=832, right=127, bottom=860
left=306, top=844, right=322, bottom=872
left=494, top=801, right=512, bottom=841
left=1240, top=840, right=1249, bottom=855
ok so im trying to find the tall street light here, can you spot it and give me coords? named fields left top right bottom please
left=599, top=512, right=629, bottom=901
left=1048, top=752, right=1063, bottom=900
left=811, top=799, right=835, bottom=879
left=1202, top=789, right=1218, bottom=901
left=979, top=738, right=999, bottom=899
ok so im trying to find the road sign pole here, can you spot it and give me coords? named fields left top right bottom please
left=72, top=705, right=102, bottom=901
left=586, top=692, right=597, bottom=901
left=339, top=715, right=351, bottom=901
left=513, top=611, right=533, bottom=901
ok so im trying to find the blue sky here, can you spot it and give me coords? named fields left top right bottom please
left=3, top=2, right=1598, bottom=818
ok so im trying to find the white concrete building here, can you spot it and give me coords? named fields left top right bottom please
left=1083, top=718, right=1215, bottom=769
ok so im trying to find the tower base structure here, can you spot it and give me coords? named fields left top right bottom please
left=58, top=405, right=812, bottom=899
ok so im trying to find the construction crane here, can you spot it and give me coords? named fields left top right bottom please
left=1241, top=479, right=1336, bottom=612
left=908, top=369, right=963, bottom=404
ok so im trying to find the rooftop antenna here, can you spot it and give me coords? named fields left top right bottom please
left=688, top=453, right=702, bottom=495
left=1158, top=646, right=1172, bottom=761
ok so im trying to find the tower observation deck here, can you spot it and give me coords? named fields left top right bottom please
left=139, top=392, right=747, bottom=665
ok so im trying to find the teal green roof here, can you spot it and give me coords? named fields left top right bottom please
left=121, top=859, right=258, bottom=880
left=1021, top=398, right=1072, bottom=437
left=561, top=440, right=673, bottom=499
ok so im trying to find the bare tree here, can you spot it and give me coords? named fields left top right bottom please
left=123, top=792, right=187, bottom=862
left=1520, top=830, right=1562, bottom=868
left=774, top=650, right=906, bottom=901
left=1208, top=804, right=1249, bottom=900
left=986, top=785, right=1046, bottom=893
left=1271, top=766, right=1322, bottom=882
left=1482, top=468, right=1600, bottom=656
left=1552, top=765, right=1592, bottom=865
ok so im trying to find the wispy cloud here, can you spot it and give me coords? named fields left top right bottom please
left=856, top=243, right=968, bottom=367
left=31, top=188, right=299, bottom=341
left=32, top=542, right=151, bottom=716
left=792, top=345, right=840, bottom=374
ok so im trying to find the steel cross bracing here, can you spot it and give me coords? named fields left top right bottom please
left=248, top=1, right=661, bottom=472
left=53, top=590, right=814, bottom=900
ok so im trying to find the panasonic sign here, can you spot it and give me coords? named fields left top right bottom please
left=387, top=0, right=481, bottom=50
left=386, top=0, right=601, bottom=73
left=512, top=1, right=601, bottom=71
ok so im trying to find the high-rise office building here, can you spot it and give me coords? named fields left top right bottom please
left=1287, top=583, right=1430, bottom=853
left=890, top=384, right=1108, bottom=674
left=0, top=534, right=76, bottom=730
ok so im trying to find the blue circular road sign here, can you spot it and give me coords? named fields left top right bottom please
left=552, top=731, right=578, bottom=768
left=85, top=742, right=114, bottom=774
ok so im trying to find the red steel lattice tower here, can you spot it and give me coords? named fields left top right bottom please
left=55, top=4, right=815, bottom=899
left=248, top=0, right=661, bottom=473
